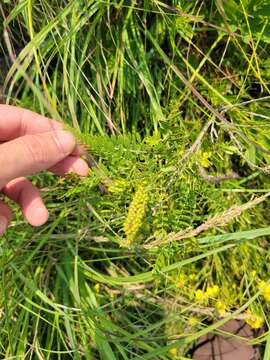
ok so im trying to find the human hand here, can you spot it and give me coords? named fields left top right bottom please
left=0, top=105, right=89, bottom=234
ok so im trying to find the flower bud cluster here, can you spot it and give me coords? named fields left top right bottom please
left=123, top=186, right=149, bottom=245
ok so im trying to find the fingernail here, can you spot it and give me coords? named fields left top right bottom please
left=53, top=130, right=76, bottom=155
left=70, top=158, right=90, bottom=176
left=51, top=121, right=64, bottom=130
left=0, top=216, right=8, bottom=235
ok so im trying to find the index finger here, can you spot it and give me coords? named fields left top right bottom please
left=0, top=105, right=63, bottom=141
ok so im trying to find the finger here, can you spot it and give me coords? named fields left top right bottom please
left=0, top=140, right=83, bottom=156
left=71, top=144, right=88, bottom=157
left=0, top=104, right=83, bottom=154
left=49, top=156, right=89, bottom=176
left=0, top=105, right=64, bottom=141
left=3, top=178, right=49, bottom=227
left=0, top=130, right=76, bottom=189
left=0, top=200, right=12, bottom=235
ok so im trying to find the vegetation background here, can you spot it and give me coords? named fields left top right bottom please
left=1, top=0, right=270, bottom=358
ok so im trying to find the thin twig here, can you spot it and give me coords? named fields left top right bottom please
left=198, top=166, right=241, bottom=184
left=221, top=96, right=270, bottom=112
left=229, top=131, right=270, bottom=175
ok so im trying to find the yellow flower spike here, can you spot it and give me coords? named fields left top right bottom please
left=245, top=310, right=264, bottom=329
left=94, top=283, right=100, bottom=293
left=216, top=301, right=226, bottom=316
left=123, top=186, right=149, bottom=246
left=206, top=285, right=220, bottom=298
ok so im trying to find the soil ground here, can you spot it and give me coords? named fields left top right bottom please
left=193, top=320, right=260, bottom=359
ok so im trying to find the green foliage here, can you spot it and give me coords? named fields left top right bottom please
left=1, top=0, right=270, bottom=358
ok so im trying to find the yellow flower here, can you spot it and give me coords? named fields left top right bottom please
left=258, top=280, right=270, bottom=302
left=263, top=289, right=270, bottom=302
left=195, top=289, right=208, bottom=302
left=123, top=186, right=149, bottom=245
left=168, top=347, right=177, bottom=357
left=198, top=150, right=212, bottom=168
left=216, top=301, right=226, bottom=316
left=251, top=270, right=257, bottom=277
left=94, top=283, right=100, bottom=293
left=245, top=310, right=264, bottom=329
left=206, top=285, right=220, bottom=298
left=258, top=279, right=265, bottom=288
left=188, top=317, right=199, bottom=326
left=108, top=179, right=128, bottom=193
left=176, top=274, right=186, bottom=288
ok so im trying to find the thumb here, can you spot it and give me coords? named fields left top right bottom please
left=0, top=130, right=76, bottom=189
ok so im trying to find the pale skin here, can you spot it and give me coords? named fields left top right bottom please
left=0, top=105, right=89, bottom=235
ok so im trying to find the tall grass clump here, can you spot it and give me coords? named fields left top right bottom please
left=1, top=0, right=270, bottom=358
